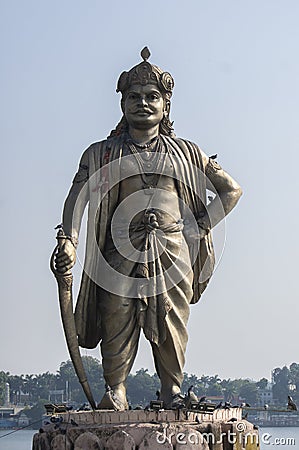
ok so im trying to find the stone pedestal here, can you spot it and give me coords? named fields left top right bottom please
left=32, top=408, right=259, bottom=449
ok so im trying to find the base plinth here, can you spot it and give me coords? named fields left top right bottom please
left=32, top=408, right=259, bottom=449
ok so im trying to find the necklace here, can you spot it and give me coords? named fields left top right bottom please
left=128, top=135, right=159, bottom=149
left=127, top=136, right=159, bottom=160
left=127, top=137, right=167, bottom=193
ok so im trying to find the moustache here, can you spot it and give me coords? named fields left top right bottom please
left=130, top=108, right=152, bottom=114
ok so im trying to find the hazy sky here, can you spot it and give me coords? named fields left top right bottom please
left=1, top=0, right=299, bottom=383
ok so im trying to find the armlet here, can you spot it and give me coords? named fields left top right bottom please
left=206, top=156, right=222, bottom=176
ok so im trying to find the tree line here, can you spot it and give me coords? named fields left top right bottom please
left=1, top=358, right=299, bottom=409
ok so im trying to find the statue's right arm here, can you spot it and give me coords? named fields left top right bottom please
left=55, top=149, right=90, bottom=273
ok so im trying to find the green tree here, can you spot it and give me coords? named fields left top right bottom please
left=127, top=369, right=159, bottom=407
left=256, top=377, right=268, bottom=390
left=23, top=399, right=48, bottom=429
left=272, top=366, right=290, bottom=405
left=34, top=372, right=60, bottom=401
left=287, top=363, right=299, bottom=403
left=7, top=374, right=26, bottom=404
left=0, top=371, right=9, bottom=405
left=221, top=379, right=236, bottom=402
left=58, top=356, right=105, bottom=404
left=181, top=373, right=205, bottom=397
left=206, top=375, right=222, bottom=396
left=289, top=363, right=299, bottom=394
left=239, top=381, right=258, bottom=406
left=24, top=374, right=38, bottom=402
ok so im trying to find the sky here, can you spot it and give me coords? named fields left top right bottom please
left=1, top=0, right=299, bottom=383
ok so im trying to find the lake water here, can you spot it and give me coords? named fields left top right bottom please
left=0, top=429, right=36, bottom=450
left=0, top=426, right=298, bottom=449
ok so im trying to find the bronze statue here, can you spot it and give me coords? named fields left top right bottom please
left=54, top=47, right=242, bottom=411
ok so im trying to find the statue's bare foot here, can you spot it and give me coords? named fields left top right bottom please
left=97, top=384, right=128, bottom=411
left=160, top=385, right=184, bottom=409
left=166, top=393, right=186, bottom=410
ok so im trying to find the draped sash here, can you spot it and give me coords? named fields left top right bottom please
left=75, top=135, right=215, bottom=348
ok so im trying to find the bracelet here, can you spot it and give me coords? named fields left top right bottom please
left=65, top=235, right=78, bottom=248
left=57, top=234, right=78, bottom=248
left=55, top=224, right=78, bottom=248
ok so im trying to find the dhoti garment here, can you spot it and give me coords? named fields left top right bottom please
left=99, top=208, right=193, bottom=401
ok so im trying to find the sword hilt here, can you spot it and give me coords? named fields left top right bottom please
left=50, top=227, right=72, bottom=277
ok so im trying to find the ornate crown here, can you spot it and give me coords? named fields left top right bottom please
left=116, top=47, right=174, bottom=99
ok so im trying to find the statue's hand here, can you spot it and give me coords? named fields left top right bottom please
left=187, top=224, right=208, bottom=241
left=55, top=240, right=76, bottom=273
left=190, top=229, right=208, bottom=241
left=197, top=227, right=209, bottom=239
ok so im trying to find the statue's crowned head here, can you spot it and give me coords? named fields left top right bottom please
left=110, top=47, right=175, bottom=137
left=117, top=47, right=174, bottom=100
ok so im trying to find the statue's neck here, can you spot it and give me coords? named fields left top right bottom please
left=128, top=125, right=159, bottom=146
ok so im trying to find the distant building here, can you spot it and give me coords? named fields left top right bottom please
left=257, top=382, right=273, bottom=406
left=0, top=407, right=31, bottom=429
left=48, top=389, right=65, bottom=403
left=10, top=389, right=30, bottom=406
left=17, top=412, right=30, bottom=427
left=0, top=407, right=18, bottom=428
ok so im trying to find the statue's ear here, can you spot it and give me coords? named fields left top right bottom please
left=121, top=98, right=125, bottom=113
left=164, top=100, right=171, bottom=114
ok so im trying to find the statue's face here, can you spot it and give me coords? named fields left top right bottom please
left=123, top=84, right=165, bottom=130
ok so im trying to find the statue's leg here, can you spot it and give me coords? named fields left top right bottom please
left=98, top=292, right=140, bottom=409
left=150, top=277, right=192, bottom=408
left=151, top=321, right=186, bottom=408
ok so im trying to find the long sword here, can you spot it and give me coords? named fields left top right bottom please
left=50, top=228, right=96, bottom=409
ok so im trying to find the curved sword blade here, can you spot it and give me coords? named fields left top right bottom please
left=50, top=243, right=96, bottom=410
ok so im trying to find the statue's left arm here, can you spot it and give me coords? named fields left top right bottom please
left=55, top=148, right=90, bottom=273
left=198, top=153, right=242, bottom=232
